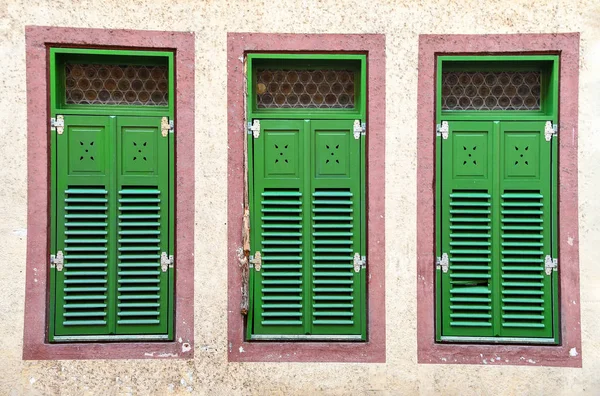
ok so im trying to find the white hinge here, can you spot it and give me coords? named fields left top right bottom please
left=353, top=253, right=366, bottom=272
left=353, top=120, right=366, bottom=139
left=545, top=121, right=557, bottom=141
left=248, top=120, right=260, bottom=138
left=545, top=255, right=558, bottom=275
left=161, top=252, right=173, bottom=272
left=436, top=253, right=449, bottom=273
left=161, top=117, right=173, bottom=137
left=436, top=121, right=449, bottom=139
left=51, top=251, right=64, bottom=272
left=250, top=251, right=262, bottom=271
left=51, top=115, right=64, bottom=135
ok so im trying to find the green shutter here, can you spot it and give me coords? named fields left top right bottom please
left=441, top=121, right=495, bottom=337
left=251, top=120, right=307, bottom=336
left=250, top=119, right=364, bottom=338
left=115, top=117, right=170, bottom=335
left=310, top=120, right=362, bottom=336
left=498, top=121, right=553, bottom=337
left=52, top=115, right=170, bottom=340
left=440, top=120, right=555, bottom=339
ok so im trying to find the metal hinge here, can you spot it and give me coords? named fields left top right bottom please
left=161, top=117, right=173, bottom=137
left=51, top=115, right=64, bottom=135
left=248, top=120, right=260, bottom=138
left=545, top=255, right=558, bottom=275
left=545, top=121, right=557, bottom=141
left=250, top=251, right=262, bottom=271
left=353, top=253, right=366, bottom=272
left=51, top=251, right=64, bottom=272
left=161, top=252, right=173, bottom=272
left=436, top=121, right=449, bottom=139
left=436, top=253, right=449, bottom=273
left=353, top=120, right=366, bottom=139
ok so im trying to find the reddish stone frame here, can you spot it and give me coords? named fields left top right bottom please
left=227, top=33, right=386, bottom=362
left=23, top=26, right=195, bottom=360
left=417, top=33, right=582, bottom=367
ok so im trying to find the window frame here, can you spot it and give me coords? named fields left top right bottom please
left=417, top=33, right=582, bottom=367
left=23, top=26, right=195, bottom=360
left=227, top=33, right=386, bottom=363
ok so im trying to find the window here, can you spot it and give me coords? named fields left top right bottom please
left=436, top=56, right=559, bottom=343
left=227, top=34, right=386, bottom=363
left=48, top=49, right=175, bottom=342
left=417, top=33, right=581, bottom=367
left=246, top=55, right=367, bottom=340
left=23, top=26, right=194, bottom=359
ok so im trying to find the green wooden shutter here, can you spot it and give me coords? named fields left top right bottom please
left=54, top=115, right=115, bottom=336
left=115, top=116, right=170, bottom=335
left=251, top=120, right=307, bottom=336
left=52, top=115, right=171, bottom=340
left=441, top=121, right=495, bottom=337
left=310, top=120, right=363, bottom=336
left=440, top=120, right=555, bottom=339
left=497, top=121, right=553, bottom=338
left=250, top=119, right=364, bottom=338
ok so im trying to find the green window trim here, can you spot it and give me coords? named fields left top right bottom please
left=246, top=54, right=367, bottom=341
left=435, top=56, right=559, bottom=344
left=49, top=49, right=175, bottom=342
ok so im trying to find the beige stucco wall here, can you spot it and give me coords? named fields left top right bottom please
left=0, top=0, right=599, bottom=394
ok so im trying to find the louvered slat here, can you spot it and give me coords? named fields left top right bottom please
left=500, top=192, right=547, bottom=329
left=117, top=188, right=162, bottom=327
left=260, top=190, right=304, bottom=326
left=311, top=189, right=356, bottom=327
left=62, top=187, right=109, bottom=327
left=448, top=191, right=493, bottom=329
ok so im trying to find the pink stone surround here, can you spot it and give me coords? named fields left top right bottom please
left=23, top=26, right=195, bottom=360
left=227, top=33, right=386, bottom=362
left=417, top=33, right=582, bottom=367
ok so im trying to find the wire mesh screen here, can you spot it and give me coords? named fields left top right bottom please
left=441, top=71, right=541, bottom=111
left=256, top=69, right=355, bottom=109
left=65, top=64, right=168, bottom=106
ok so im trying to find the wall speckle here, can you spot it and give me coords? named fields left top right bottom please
left=1, top=0, right=599, bottom=394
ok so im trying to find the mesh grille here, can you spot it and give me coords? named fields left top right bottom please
left=256, top=69, right=355, bottom=109
left=65, top=64, right=168, bottom=106
left=442, top=71, right=541, bottom=111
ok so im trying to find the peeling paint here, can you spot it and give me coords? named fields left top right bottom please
left=239, top=346, right=245, bottom=353
left=567, top=236, right=574, bottom=246
left=182, top=343, right=191, bottom=353
left=570, top=347, right=579, bottom=357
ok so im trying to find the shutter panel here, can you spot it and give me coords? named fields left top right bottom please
left=54, top=115, right=115, bottom=336
left=441, top=121, right=495, bottom=337
left=440, top=120, right=555, bottom=339
left=498, top=121, right=553, bottom=337
left=115, top=116, right=170, bottom=335
left=310, top=120, right=363, bottom=336
left=251, top=120, right=307, bottom=336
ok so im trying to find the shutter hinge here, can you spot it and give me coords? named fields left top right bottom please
left=248, top=120, right=260, bottom=138
left=51, top=251, right=64, bottom=272
left=545, top=121, right=557, bottom=141
left=161, top=252, right=174, bottom=272
left=545, top=255, right=558, bottom=275
left=161, top=117, right=173, bottom=137
left=353, top=120, right=366, bottom=139
left=51, top=115, right=64, bottom=135
left=436, top=121, right=449, bottom=139
left=250, top=251, right=262, bottom=271
left=436, top=253, right=449, bottom=273
left=353, top=253, right=366, bottom=272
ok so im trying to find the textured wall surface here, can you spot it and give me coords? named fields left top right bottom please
left=1, top=0, right=599, bottom=394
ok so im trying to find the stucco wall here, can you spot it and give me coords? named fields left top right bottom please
left=1, top=0, right=599, bottom=394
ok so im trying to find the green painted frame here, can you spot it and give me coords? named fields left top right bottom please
left=48, top=47, right=175, bottom=342
left=436, top=55, right=559, bottom=122
left=245, top=53, right=368, bottom=340
left=435, top=55, right=560, bottom=344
